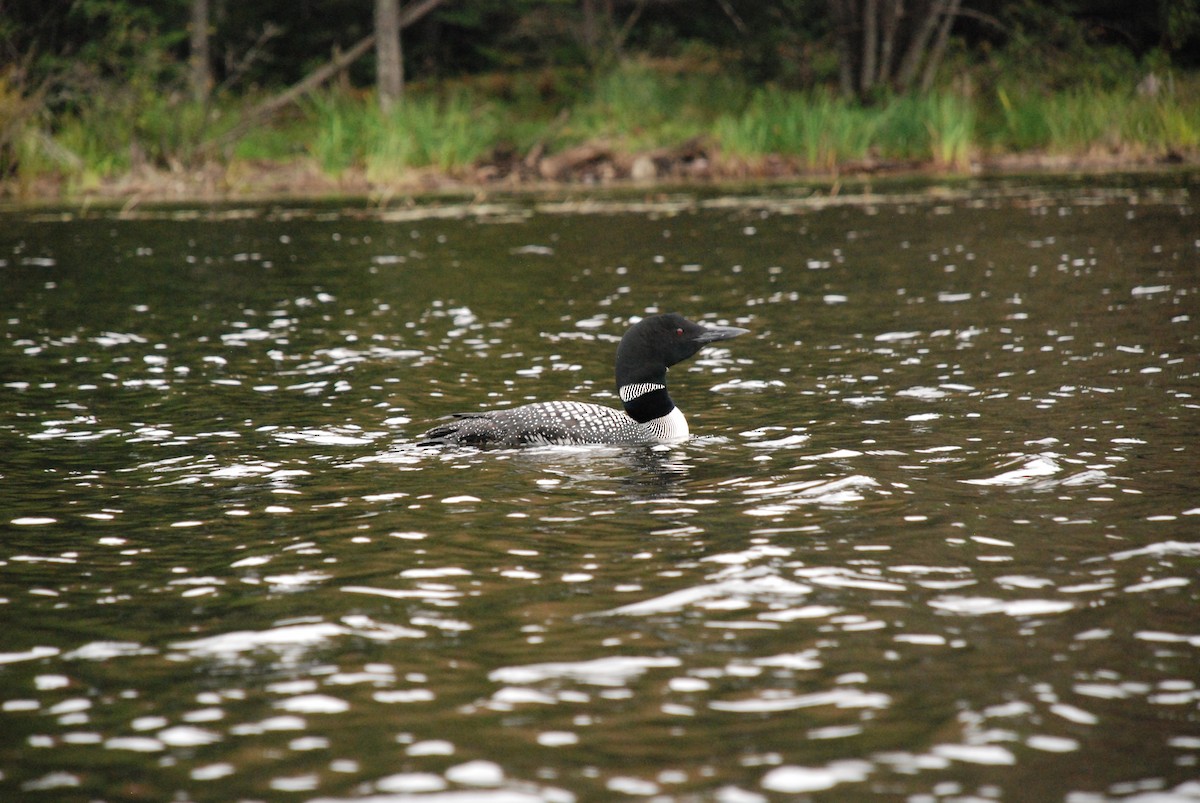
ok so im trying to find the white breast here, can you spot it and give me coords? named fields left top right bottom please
left=646, top=406, right=690, bottom=442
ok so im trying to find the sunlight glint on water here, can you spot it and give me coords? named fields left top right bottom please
left=1, top=177, right=1198, bottom=801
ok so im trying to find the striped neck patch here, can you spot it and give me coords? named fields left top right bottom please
left=619, top=382, right=667, bottom=403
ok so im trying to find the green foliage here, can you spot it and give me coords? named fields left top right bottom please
left=0, top=0, right=218, bottom=187
left=923, top=93, right=976, bottom=170
left=972, top=1, right=1133, bottom=97
left=301, top=89, right=499, bottom=180
left=3, top=0, right=1200, bottom=196
left=44, top=83, right=215, bottom=179
left=367, top=91, right=499, bottom=176
left=67, top=0, right=185, bottom=77
left=714, top=89, right=976, bottom=172
left=304, top=92, right=368, bottom=175
left=872, top=95, right=933, bottom=161
left=993, top=87, right=1051, bottom=151
left=4, top=0, right=1200, bottom=110
left=1160, top=0, right=1200, bottom=51
left=714, top=88, right=874, bottom=170
left=1152, top=90, right=1200, bottom=150
left=562, top=61, right=744, bottom=149
left=987, top=79, right=1200, bottom=156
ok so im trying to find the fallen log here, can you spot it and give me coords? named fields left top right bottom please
left=537, top=144, right=612, bottom=181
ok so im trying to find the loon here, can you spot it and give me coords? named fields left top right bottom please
left=420, top=313, right=749, bottom=447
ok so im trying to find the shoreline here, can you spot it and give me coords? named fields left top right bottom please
left=2, top=148, right=1195, bottom=209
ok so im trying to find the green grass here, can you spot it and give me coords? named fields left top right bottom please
left=304, top=89, right=502, bottom=177
left=923, top=93, right=976, bottom=169
left=715, top=88, right=875, bottom=170
left=714, top=89, right=976, bottom=171
left=989, top=82, right=1200, bottom=156
left=561, top=61, right=743, bottom=149
left=368, top=91, right=499, bottom=178
left=304, top=92, right=368, bottom=175
left=5, top=59, right=1200, bottom=196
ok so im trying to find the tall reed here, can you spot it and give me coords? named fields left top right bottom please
left=715, top=88, right=876, bottom=170
left=717, top=88, right=975, bottom=170
left=303, top=90, right=499, bottom=180
left=991, top=82, right=1200, bottom=156
left=925, top=92, right=976, bottom=170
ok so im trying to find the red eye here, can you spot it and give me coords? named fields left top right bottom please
left=676, top=328, right=683, bottom=336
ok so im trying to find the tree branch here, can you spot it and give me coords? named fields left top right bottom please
left=208, top=0, right=450, bottom=149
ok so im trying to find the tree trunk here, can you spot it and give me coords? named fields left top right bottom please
left=828, top=0, right=857, bottom=99
left=860, top=0, right=878, bottom=95
left=876, top=0, right=902, bottom=88
left=895, top=0, right=947, bottom=92
left=376, top=0, right=404, bottom=111
left=829, top=0, right=961, bottom=100
left=921, top=0, right=961, bottom=92
left=188, top=0, right=211, bottom=102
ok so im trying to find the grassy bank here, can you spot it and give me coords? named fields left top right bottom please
left=4, top=59, right=1199, bottom=200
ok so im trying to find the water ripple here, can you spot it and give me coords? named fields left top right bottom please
left=3, top=180, right=1198, bottom=802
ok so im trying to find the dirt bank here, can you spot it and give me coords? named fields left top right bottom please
left=3, top=144, right=1195, bottom=207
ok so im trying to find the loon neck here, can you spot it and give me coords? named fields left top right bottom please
left=620, top=384, right=674, bottom=424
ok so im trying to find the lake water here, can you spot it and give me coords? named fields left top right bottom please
left=1, top=175, right=1198, bottom=802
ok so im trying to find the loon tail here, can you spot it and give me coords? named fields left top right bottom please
left=419, top=413, right=496, bottom=447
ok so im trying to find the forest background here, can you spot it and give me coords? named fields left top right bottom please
left=1, top=0, right=1198, bottom=200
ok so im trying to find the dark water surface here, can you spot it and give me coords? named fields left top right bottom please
left=2, top=176, right=1198, bottom=801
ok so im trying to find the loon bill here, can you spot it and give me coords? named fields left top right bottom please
left=420, top=313, right=749, bottom=447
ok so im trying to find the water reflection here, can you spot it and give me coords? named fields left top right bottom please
left=2, top=176, right=1199, bottom=801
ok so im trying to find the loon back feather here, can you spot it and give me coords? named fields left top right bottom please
left=419, top=313, right=748, bottom=448
left=420, top=402, right=652, bottom=447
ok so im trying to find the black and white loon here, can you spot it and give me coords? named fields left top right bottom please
left=420, top=313, right=749, bottom=447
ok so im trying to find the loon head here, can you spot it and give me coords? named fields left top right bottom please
left=614, top=313, right=749, bottom=389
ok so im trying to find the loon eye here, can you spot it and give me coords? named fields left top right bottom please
left=676, top=328, right=684, bottom=336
